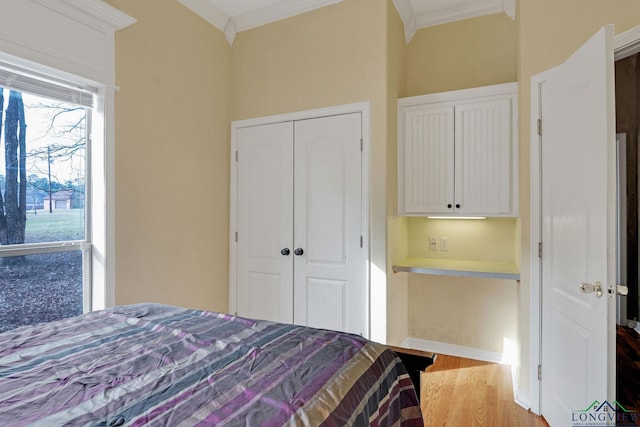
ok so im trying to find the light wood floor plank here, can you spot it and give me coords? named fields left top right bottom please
left=420, top=355, right=548, bottom=427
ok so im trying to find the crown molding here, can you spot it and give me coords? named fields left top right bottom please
left=178, top=0, right=515, bottom=46
left=232, top=0, right=344, bottom=33
left=415, top=1, right=504, bottom=29
left=177, top=0, right=228, bottom=32
left=30, top=0, right=136, bottom=32
left=224, top=20, right=237, bottom=46
left=615, top=24, right=640, bottom=60
left=392, top=0, right=416, bottom=43
left=392, top=0, right=515, bottom=43
left=503, top=0, right=516, bottom=20
left=177, top=0, right=343, bottom=45
left=177, top=0, right=239, bottom=44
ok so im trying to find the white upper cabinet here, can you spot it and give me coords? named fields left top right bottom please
left=398, top=82, right=518, bottom=216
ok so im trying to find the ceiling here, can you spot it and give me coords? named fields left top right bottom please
left=177, top=0, right=515, bottom=45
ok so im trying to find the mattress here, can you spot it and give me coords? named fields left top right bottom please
left=0, top=303, right=423, bottom=426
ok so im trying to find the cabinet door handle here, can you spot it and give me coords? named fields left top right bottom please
left=456, top=204, right=461, bottom=209
left=281, top=248, right=290, bottom=256
left=447, top=204, right=452, bottom=209
left=294, top=248, right=304, bottom=256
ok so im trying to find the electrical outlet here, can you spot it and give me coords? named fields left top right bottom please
left=429, top=237, right=438, bottom=251
left=440, top=237, right=449, bottom=252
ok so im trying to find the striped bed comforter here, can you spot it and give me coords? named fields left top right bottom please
left=0, top=303, right=423, bottom=426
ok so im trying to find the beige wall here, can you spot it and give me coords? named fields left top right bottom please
left=106, top=0, right=231, bottom=312
left=229, top=0, right=386, bottom=121
left=402, top=15, right=518, bottom=356
left=98, top=0, right=640, bottom=404
left=406, top=13, right=517, bottom=96
left=517, top=0, right=640, bottom=399
left=229, top=0, right=391, bottom=342
left=406, top=218, right=519, bottom=354
left=104, top=0, right=518, bottom=351
left=104, top=0, right=403, bottom=344
left=408, top=218, right=517, bottom=262
left=386, top=0, right=409, bottom=345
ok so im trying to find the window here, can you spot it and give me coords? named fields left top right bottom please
left=0, top=63, right=96, bottom=332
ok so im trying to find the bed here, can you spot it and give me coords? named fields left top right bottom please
left=0, top=303, right=423, bottom=426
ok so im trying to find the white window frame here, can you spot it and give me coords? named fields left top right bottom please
left=0, top=0, right=135, bottom=311
left=0, top=60, right=102, bottom=313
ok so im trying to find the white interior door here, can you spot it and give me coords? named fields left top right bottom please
left=236, top=122, right=294, bottom=324
left=293, top=113, right=364, bottom=335
left=539, top=26, right=616, bottom=426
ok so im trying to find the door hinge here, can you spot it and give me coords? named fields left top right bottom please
left=538, top=242, right=542, bottom=258
left=235, top=231, right=238, bottom=242
left=537, top=118, right=542, bottom=136
left=235, top=150, right=238, bottom=162
left=360, top=236, right=363, bottom=248
left=538, top=364, right=542, bottom=381
left=360, top=138, right=363, bottom=152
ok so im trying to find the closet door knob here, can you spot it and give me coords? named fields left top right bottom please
left=294, top=248, right=304, bottom=256
left=281, top=248, right=290, bottom=256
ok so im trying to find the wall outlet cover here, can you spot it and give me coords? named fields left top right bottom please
left=429, top=237, right=438, bottom=251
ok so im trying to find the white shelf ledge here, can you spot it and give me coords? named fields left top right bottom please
left=392, top=257, right=520, bottom=281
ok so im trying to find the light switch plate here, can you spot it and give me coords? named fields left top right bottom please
left=440, top=237, right=449, bottom=252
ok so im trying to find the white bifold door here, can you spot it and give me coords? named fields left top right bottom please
left=235, top=113, right=365, bottom=336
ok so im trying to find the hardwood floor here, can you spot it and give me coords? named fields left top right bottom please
left=415, top=328, right=640, bottom=425
left=420, top=355, right=548, bottom=427
left=618, top=325, right=640, bottom=411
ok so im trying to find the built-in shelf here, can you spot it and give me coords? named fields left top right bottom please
left=392, top=257, right=520, bottom=281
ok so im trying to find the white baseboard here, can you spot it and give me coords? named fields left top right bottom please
left=511, top=363, right=531, bottom=410
left=514, top=389, right=531, bottom=411
left=401, top=337, right=531, bottom=411
left=401, top=337, right=504, bottom=364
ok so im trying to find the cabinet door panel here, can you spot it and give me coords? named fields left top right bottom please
left=400, top=105, right=455, bottom=214
left=236, top=122, right=294, bottom=324
left=455, top=98, right=513, bottom=214
left=293, top=113, right=364, bottom=335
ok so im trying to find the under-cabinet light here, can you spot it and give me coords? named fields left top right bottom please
left=426, top=216, right=487, bottom=220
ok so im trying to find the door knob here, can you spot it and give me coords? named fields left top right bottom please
left=608, top=284, right=629, bottom=299
left=580, top=281, right=603, bottom=297
left=294, top=248, right=304, bottom=256
left=281, top=248, right=290, bottom=256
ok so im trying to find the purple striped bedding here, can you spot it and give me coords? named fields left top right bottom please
left=0, top=303, right=423, bottom=426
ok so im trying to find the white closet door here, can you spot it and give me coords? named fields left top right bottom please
left=454, top=98, right=513, bottom=214
left=293, top=113, right=364, bottom=335
left=236, top=122, right=294, bottom=324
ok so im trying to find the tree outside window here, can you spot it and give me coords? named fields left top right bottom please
left=0, top=88, right=88, bottom=332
